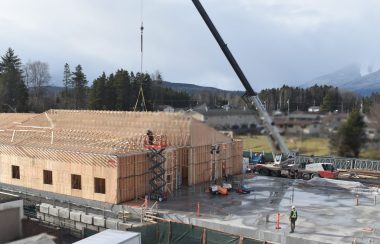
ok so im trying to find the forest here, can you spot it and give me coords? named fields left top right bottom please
left=1, top=48, right=379, bottom=115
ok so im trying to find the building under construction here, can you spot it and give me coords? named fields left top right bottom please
left=0, top=110, right=242, bottom=204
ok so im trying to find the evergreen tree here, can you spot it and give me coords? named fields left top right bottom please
left=321, top=88, right=340, bottom=112
left=161, top=88, right=192, bottom=108
left=0, top=48, right=28, bottom=112
left=89, top=72, right=107, bottom=110
left=113, top=69, right=131, bottom=110
left=104, top=73, right=116, bottom=110
left=72, top=65, right=88, bottom=109
left=61, top=63, right=73, bottom=108
left=320, top=93, right=334, bottom=112
left=84, top=69, right=197, bottom=112
left=258, top=85, right=359, bottom=113
left=132, top=72, right=152, bottom=111
left=330, top=110, right=366, bottom=157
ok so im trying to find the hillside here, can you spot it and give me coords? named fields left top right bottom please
left=303, top=64, right=380, bottom=96
left=161, top=81, right=244, bottom=96
left=341, top=70, right=380, bottom=96
left=303, top=64, right=361, bottom=88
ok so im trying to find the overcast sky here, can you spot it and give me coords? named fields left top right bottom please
left=1, top=0, right=380, bottom=91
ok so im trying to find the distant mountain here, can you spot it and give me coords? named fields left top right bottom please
left=44, top=86, right=64, bottom=95
left=28, top=86, right=63, bottom=95
left=302, top=64, right=380, bottom=96
left=341, top=70, right=380, bottom=96
left=161, top=81, right=244, bottom=96
left=302, top=64, right=361, bottom=88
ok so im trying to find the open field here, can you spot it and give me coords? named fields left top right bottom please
left=237, top=135, right=380, bottom=159
left=237, top=135, right=330, bottom=156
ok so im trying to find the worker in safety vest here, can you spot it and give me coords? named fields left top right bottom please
left=289, top=205, right=298, bottom=233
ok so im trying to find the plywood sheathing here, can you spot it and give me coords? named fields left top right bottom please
left=186, top=140, right=242, bottom=186
left=0, top=113, right=38, bottom=129
left=189, top=119, right=232, bottom=147
left=0, top=154, right=118, bottom=203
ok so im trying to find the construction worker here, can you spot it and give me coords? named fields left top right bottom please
left=289, top=205, right=298, bottom=233
left=146, top=129, right=154, bottom=145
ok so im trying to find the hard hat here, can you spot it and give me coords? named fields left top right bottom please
left=292, top=205, right=295, bottom=209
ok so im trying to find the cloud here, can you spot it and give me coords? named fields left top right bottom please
left=0, top=0, right=380, bottom=91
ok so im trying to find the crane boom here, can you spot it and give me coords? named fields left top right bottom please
left=191, top=0, right=289, bottom=154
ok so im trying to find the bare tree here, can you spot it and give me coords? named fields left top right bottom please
left=24, top=61, right=51, bottom=112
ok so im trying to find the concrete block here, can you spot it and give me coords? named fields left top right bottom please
left=39, top=203, right=50, bottom=214
left=86, top=224, right=99, bottom=232
left=118, top=222, right=132, bottom=231
left=45, top=215, right=60, bottom=226
left=53, top=216, right=61, bottom=226
left=81, top=214, right=93, bottom=225
left=99, top=227, right=106, bottom=232
left=93, top=216, right=105, bottom=227
left=106, top=219, right=120, bottom=230
left=48, top=206, right=59, bottom=217
left=36, top=212, right=45, bottom=221
left=70, top=211, right=83, bottom=222
left=75, top=222, right=86, bottom=231
left=44, top=215, right=54, bottom=223
left=64, top=219, right=75, bottom=229
left=58, top=207, right=70, bottom=219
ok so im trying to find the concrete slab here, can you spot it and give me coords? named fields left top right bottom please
left=158, top=176, right=380, bottom=244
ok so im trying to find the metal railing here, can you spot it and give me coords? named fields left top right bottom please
left=295, top=155, right=380, bottom=172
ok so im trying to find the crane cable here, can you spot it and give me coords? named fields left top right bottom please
left=134, top=0, right=147, bottom=112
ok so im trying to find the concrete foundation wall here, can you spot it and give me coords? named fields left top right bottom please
left=36, top=203, right=138, bottom=236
